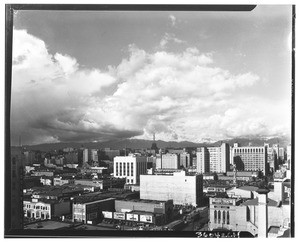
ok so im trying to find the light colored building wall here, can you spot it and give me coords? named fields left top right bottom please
left=140, top=171, right=202, bottom=206
left=232, top=146, right=267, bottom=174
left=226, top=187, right=253, bottom=199
left=209, top=198, right=256, bottom=233
left=159, top=153, right=179, bottom=169
left=91, top=149, right=98, bottom=162
left=114, top=155, right=147, bottom=184
left=23, top=200, right=52, bottom=220
left=83, top=149, right=89, bottom=163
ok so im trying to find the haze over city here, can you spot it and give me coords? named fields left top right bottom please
left=11, top=5, right=292, bottom=145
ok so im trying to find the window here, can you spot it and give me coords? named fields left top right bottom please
left=214, top=210, right=217, bottom=223
left=227, top=211, right=230, bottom=224
left=218, top=210, right=221, bottom=224
left=223, top=211, right=226, bottom=224
left=116, top=162, right=118, bottom=176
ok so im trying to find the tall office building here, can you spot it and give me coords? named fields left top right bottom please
left=196, top=143, right=230, bottom=174
left=196, top=147, right=210, bottom=173
left=232, top=143, right=267, bottom=175
left=180, top=151, right=191, bottom=168
left=91, top=149, right=98, bottom=162
left=113, top=154, right=147, bottom=184
left=265, top=143, right=277, bottom=174
left=207, top=143, right=230, bottom=173
left=83, top=148, right=90, bottom=163
left=278, top=147, right=285, bottom=160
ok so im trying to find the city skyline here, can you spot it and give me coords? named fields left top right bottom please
left=11, top=5, right=292, bottom=145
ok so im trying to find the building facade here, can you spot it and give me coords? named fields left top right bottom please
left=209, top=197, right=257, bottom=235
left=23, top=198, right=71, bottom=220
left=72, top=197, right=115, bottom=224
left=140, top=171, right=203, bottom=206
left=196, top=147, right=210, bottom=173
left=232, top=143, right=267, bottom=175
left=180, top=152, right=191, bottom=168
left=196, top=143, right=229, bottom=174
left=113, top=154, right=147, bottom=184
left=156, top=153, right=180, bottom=169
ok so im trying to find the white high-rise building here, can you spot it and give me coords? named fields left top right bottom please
left=83, top=149, right=89, bottom=163
left=207, top=143, right=230, bottom=173
left=196, top=143, right=229, bottom=174
left=113, top=154, right=147, bottom=184
left=91, top=149, right=98, bottom=162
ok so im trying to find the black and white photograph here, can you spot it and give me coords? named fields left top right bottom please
left=4, top=3, right=295, bottom=238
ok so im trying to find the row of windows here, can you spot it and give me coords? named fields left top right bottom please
left=24, top=204, right=49, bottom=210
left=115, top=162, right=134, bottom=177
left=127, top=178, right=134, bottom=184
left=25, top=210, right=50, bottom=219
left=234, top=148, right=264, bottom=153
left=214, top=210, right=230, bottom=225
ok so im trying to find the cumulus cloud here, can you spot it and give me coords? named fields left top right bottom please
left=11, top=29, right=290, bottom=145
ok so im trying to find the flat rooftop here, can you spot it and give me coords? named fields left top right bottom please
left=116, top=198, right=169, bottom=204
left=74, top=191, right=136, bottom=204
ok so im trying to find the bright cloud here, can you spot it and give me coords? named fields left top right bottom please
left=169, top=15, right=176, bottom=26
left=159, top=33, right=186, bottom=49
left=11, top=29, right=290, bottom=145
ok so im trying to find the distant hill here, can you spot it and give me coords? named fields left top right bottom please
left=20, top=135, right=291, bottom=152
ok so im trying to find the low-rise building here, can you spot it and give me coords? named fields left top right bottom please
left=53, top=177, right=75, bottom=186
left=31, top=170, right=54, bottom=177
left=115, top=198, right=173, bottom=223
left=72, top=195, right=115, bottom=224
left=72, top=191, right=137, bottom=224
left=40, top=176, right=52, bottom=186
left=24, top=198, right=71, bottom=220
left=74, top=179, right=103, bottom=189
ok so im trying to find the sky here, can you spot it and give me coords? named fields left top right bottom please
left=10, top=5, right=293, bottom=145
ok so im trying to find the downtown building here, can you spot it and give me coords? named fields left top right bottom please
left=156, top=153, right=179, bottom=169
left=113, top=154, right=147, bottom=185
left=232, top=143, right=267, bottom=175
left=196, top=143, right=230, bottom=174
left=140, top=170, right=203, bottom=206
left=209, top=177, right=291, bottom=238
